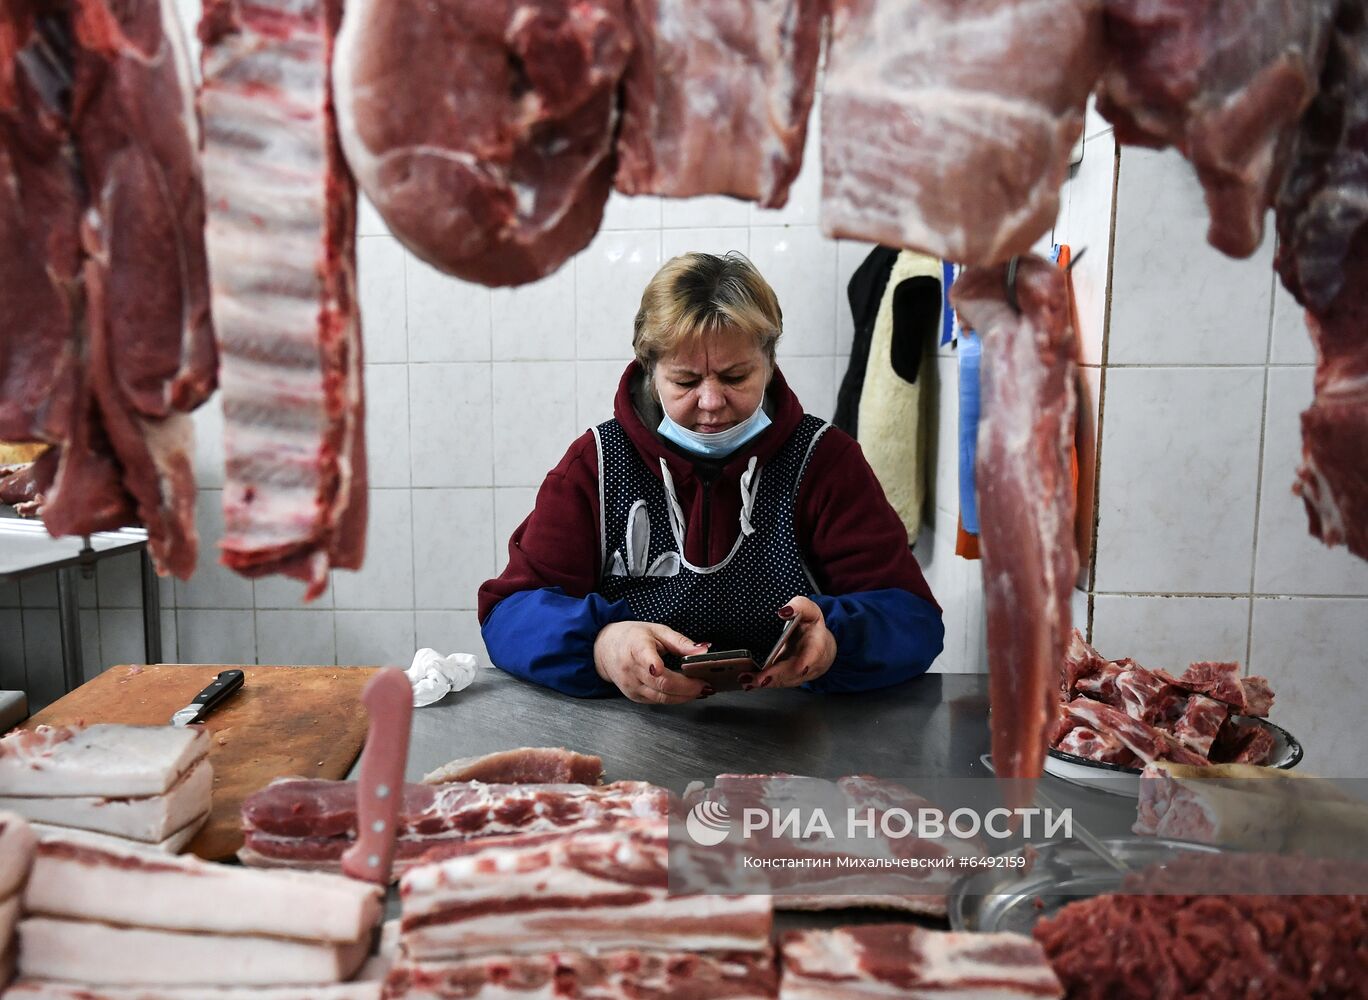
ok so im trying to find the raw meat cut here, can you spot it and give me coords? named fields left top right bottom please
left=1174, top=661, right=1273, bottom=717
left=0, top=5, right=83, bottom=449
left=385, top=949, right=778, bottom=1000
left=1097, top=0, right=1337, bottom=257
left=422, top=747, right=603, bottom=786
left=239, top=778, right=671, bottom=875
left=1170, top=694, right=1227, bottom=756
left=25, top=837, right=382, bottom=942
left=1073, top=662, right=1123, bottom=706
left=1034, top=881, right=1368, bottom=998
left=397, top=825, right=771, bottom=961
left=821, top=1, right=1102, bottom=264
left=1114, top=666, right=1183, bottom=724
left=7, top=978, right=383, bottom=1000
left=0, top=0, right=213, bottom=576
left=1062, top=629, right=1105, bottom=695
left=1056, top=726, right=1133, bottom=766
left=333, top=0, right=632, bottom=287
left=0, top=812, right=36, bottom=900
left=1063, top=698, right=1208, bottom=767
left=16, top=917, right=371, bottom=986
left=0, top=756, right=211, bottom=843
left=200, top=0, right=366, bottom=599
left=681, top=774, right=984, bottom=917
left=951, top=258, right=1079, bottom=804
left=29, top=815, right=206, bottom=854
left=614, top=0, right=822, bottom=208
left=0, top=725, right=208, bottom=798
left=1275, top=2, right=1368, bottom=562
left=779, top=925, right=1062, bottom=1000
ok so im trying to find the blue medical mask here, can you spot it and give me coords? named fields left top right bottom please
left=658, top=404, right=772, bottom=459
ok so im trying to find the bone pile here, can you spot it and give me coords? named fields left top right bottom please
left=0, top=726, right=212, bottom=852
left=200, top=0, right=367, bottom=599
left=0, top=814, right=37, bottom=987
left=10, top=836, right=386, bottom=995
left=238, top=777, right=671, bottom=877
left=1053, top=631, right=1278, bottom=768
left=384, top=824, right=777, bottom=999
left=0, top=0, right=213, bottom=577
left=779, top=924, right=1063, bottom=1000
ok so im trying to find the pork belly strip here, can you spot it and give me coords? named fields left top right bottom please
left=0, top=812, right=36, bottom=900
left=334, top=0, right=631, bottom=287
left=779, top=925, right=1062, bottom=1000
left=0, top=757, right=211, bottom=843
left=386, top=949, right=778, bottom=1000
left=821, top=0, right=1102, bottom=265
left=17, top=917, right=370, bottom=986
left=25, top=837, right=381, bottom=942
left=951, top=259, right=1079, bottom=804
left=398, top=827, right=771, bottom=961
left=200, top=0, right=366, bottom=598
left=614, top=0, right=822, bottom=208
left=1275, top=3, right=1368, bottom=562
left=421, top=747, right=604, bottom=786
left=5, top=978, right=382, bottom=1000
left=242, top=778, right=669, bottom=839
left=1098, top=0, right=1336, bottom=257
left=0, top=725, right=207, bottom=798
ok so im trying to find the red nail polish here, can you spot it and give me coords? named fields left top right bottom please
left=777, top=606, right=796, bottom=620
left=648, top=665, right=659, bottom=677
left=760, top=677, right=773, bottom=688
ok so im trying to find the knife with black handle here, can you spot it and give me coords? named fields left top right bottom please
left=170, top=669, right=245, bottom=727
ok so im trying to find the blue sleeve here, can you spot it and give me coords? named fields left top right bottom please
left=807, top=589, right=944, bottom=693
left=481, top=588, right=633, bottom=698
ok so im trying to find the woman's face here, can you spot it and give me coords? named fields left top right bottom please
left=653, top=337, right=770, bottom=434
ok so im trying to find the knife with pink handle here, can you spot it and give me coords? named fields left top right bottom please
left=341, top=668, right=413, bottom=884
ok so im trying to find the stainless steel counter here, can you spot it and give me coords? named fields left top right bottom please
left=402, top=669, right=994, bottom=791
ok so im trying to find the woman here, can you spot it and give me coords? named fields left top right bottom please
left=478, top=252, right=944, bottom=703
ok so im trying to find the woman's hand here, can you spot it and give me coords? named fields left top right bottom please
left=594, top=621, right=711, bottom=704
left=752, top=596, right=836, bottom=690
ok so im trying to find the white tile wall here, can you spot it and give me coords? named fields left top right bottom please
left=1250, top=597, right=1368, bottom=771
left=1109, top=148, right=1275, bottom=366
left=1055, top=131, right=1116, bottom=366
left=1093, top=367, right=1265, bottom=593
left=1091, top=595, right=1251, bottom=669
left=1269, top=279, right=1315, bottom=366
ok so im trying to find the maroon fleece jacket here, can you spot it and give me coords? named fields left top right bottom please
left=478, top=364, right=937, bottom=621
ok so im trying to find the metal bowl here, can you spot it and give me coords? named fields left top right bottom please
left=947, top=837, right=1226, bottom=934
left=1043, top=716, right=1304, bottom=797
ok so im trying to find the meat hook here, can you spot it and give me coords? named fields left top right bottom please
left=1004, top=256, right=1021, bottom=312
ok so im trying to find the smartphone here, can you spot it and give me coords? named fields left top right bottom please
left=677, top=617, right=802, bottom=692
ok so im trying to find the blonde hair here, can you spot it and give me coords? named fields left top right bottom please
left=632, top=252, right=782, bottom=373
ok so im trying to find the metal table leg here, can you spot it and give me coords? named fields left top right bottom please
left=141, top=549, right=163, bottom=664
left=55, top=565, right=83, bottom=692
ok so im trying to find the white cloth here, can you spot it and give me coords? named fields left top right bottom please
left=404, top=648, right=482, bottom=708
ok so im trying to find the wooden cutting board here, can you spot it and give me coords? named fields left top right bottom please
left=23, top=664, right=379, bottom=860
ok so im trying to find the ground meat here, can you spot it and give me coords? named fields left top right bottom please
left=1034, top=857, right=1368, bottom=998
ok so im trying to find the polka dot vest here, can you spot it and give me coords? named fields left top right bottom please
left=593, top=414, right=830, bottom=655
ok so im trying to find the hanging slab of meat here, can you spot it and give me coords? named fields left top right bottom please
left=0, top=1, right=83, bottom=449
left=397, top=825, right=771, bottom=961
left=385, top=949, right=778, bottom=1000
left=239, top=778, right=671, bottom=875
left=1276, top=3, right=1368, bottom=562
left=821, top=0, right=1102, bottom=265
left=24, top=837, right=382, bottom=942
left=614, top=0, right=822, bottom=208
left=0, top=756, right=211, bottom=843
left=17, top=917, right=371, bottom=986
left=200, top=0, right=366, bottom=599
left=779, top=925, right=1063, bottom=1000
left=950, top=258, right=1079, bottom=805
left=1098, top=0, right=1337, bottom=257
left=422, top=746, right=604, bottom=786
left=0, top=725, right=208, bottom=798
left=333, top=0, right=631, bottom=287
